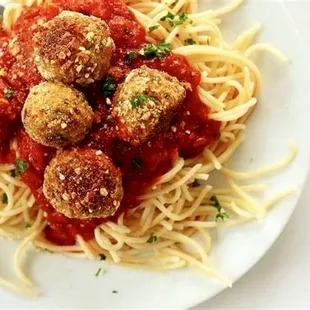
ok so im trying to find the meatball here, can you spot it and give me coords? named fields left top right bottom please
left=43, top=148, right=123, bottom=219
left=112, top=66, right=186, bottom=145
left=33, top=11, right=114, bottom=86
left=22, top=81, right=93, bottom=148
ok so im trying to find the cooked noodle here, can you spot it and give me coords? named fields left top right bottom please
left=0, top=0, right=296, bottom=295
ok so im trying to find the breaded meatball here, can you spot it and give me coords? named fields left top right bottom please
left=22, top=81, right=93, bottom=148
left=43, top=148, right=123, bottom=219
left=33, top=11, right=114, bottom=86
left=112, top=66, right=186, bottom=145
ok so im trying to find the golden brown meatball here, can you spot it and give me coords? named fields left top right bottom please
left=22, top=81, right=93, bottom=148
left=33, top=11, right=114, bottom=86
left=112, top=66, right=186, bottom=145
left=43, top=148, right=123, bottom=219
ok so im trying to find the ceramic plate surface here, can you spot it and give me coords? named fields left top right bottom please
left=0, top=0, right=310, bottom=308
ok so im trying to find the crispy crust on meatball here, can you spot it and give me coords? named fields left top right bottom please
left=22, top=81, right=93, bottom=148
left=112, top=66, right=186, bottom=145
left=33, top=11, right=114, bottom=85
left=43, top=148, right=123, bottom=219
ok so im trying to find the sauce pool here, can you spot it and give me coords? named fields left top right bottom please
left=0, top=0, right=220, bottom=246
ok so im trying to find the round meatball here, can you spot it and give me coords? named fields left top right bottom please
left=43, top=149, right=123, bottom=219
left=112, top=66, right=186, bottom=145
left=22, top=81, right=93, bottom=148
left=33, top=11, right=114, bottom=86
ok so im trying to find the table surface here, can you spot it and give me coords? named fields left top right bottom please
left=196, top=1, right=310, bottom=309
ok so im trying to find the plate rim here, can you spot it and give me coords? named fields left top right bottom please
left=0, top=0, right=310, bottom=308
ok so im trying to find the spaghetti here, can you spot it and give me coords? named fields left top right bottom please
left=0, top=0, right=295, bottom=295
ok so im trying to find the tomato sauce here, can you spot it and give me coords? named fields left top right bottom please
left=0, top=0, right=220, bottom=245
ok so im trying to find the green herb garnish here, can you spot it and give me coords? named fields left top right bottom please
left=99, top=254, right=106, bottom=261
left=102, top=76, right=116, bottom=97
left=147, top=232, right=157, bottom=244
left=160, top=12, right=175, bottom=23
left=10, top=159, right=28, bottom=178
left=126, top=41, right=171, bottom=64
left=25, top=223, right=31, bottom=228
left=192, top=179, right=200, bottom=187
left=149, top=25, right=160, bottom=32
left=4, top=88, right=15, bottom=99
left=142, top=44, right=158, bottom=57
left=112, top=290, right=118, bottom=294
left=95, top=268, right=103, bottom=277
left=142, top=41, right=171, bottom=58
left=132, top=157, right=142, bottom=170
left=126, top=51, right=139, bottom=65
left=2, top=193, right=8, bottom=205
left=184, top=38, right=196, bottom=45
left=174, top=12, right=189, bottom=26
left=210, top=195, right=229, bottom=221
left=160, top=12, right=189, bottom=27
left=130, top=94, right=156, bottom=109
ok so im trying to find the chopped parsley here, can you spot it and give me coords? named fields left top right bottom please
left=126, top=51, right=139, bottom=65
left=149, top=25, right=160, bottom=32
left=160, top=12, right=175, bottom=24
left=95, top=268, right=104, bottom=277
left=210, top=195, right=229, bottom=221
left=130, top=94, right=156, bottom=109
left=132, top=157, right=142, bottom=170
left=184, top=38, right=196, bottom=45
left=160, top=12, right=189, bottom=27
left=147, top=232, right=157, bottom=244
left=175, top=12, right=189, bottom=25
left=102, top=76, right=116, bottom=97
left=192, top=179, right=200, bottom=187
left=112, top=290, right=118, bottom=294
left=99, top=254, right=106, bottom=261
left=126, top=41, right=171, bottom=64
left=2, top=193, right=8, bottom=205
left=25, top=223, right=31, bottom=228
left=142, top=41, right=171, bottom=58
left=10, top=159, right=28, bottom=178
left=4, top=88, right=15, bottom=99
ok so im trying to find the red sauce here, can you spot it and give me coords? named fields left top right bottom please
left=0, top=0, right=220, bottom=245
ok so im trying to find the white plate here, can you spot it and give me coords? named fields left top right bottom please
left=1, top=0, right=310, bottom=309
